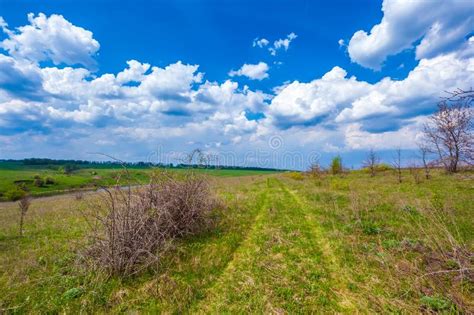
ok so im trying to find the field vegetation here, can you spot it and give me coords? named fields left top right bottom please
left=0, top=160, right=280, bottom=201
left=1, top=169, right=472, bottom=313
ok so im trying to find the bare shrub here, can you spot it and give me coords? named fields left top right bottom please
left=83, top=170, right=217, bottom=276
left=418, top=144, right=434, bottom=179
left=18, top=195, right=31, bottom=236
left=307, top=158, right=325, bottom=178
left=392, top=148, right=403, bottom=183
left=363, top=149, right=380, bottom=177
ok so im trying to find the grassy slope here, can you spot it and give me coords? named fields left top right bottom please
left=0, top=171, right=473, bottom=313
left=0, top=165, right=279, bottom=200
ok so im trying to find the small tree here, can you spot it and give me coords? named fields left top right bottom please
left=330, top=156, right=343, bottom=175
left=18, top=196, right=31, bottom=236
left=392, top=148, right=402, bottom=183
left=363, top=149, right=379, bottom=177
left=423, top=91, right=473, bottom=173
left=418, top=143, right=432, bottom=179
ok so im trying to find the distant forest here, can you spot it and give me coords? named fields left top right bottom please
left=0, top=158, right=283, bottom=172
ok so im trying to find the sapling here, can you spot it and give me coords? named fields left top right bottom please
left=18, top=195, right=31, bottom=236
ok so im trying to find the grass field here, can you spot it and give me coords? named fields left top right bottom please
left=0, top=161, right=279, bottom=201
left=0, top=170, right=473, bottom=313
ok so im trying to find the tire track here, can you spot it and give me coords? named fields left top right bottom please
left=277, top=180, right=358, bottom=313
left=191, top=183, right=271, bottom=313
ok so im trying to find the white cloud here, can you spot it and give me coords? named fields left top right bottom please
left=253, top=38, right=269, bottom=48
left=338, top=39, right=345, bottom=47
left=228, top=62, right=269, bottom=80
left=1, top=13, right=100, bottom=68
left=266, top=46, right=474, bottom=131
left=267, top=66, right=371, bottom=127
left=140, top=61, right=202, bottom=99
left=347, top=0, right=474, bottom=69
left=269, top=32, right=297, bottom=56
left=0, top=6, right=472, bottom=166
left=0, top=54, right=45, bottom=101
left=335, top=91, right=395, bottom=122
left=0, top=17, right=8, bottom=29
left=116, top=60, right=151, bottom=84
left=343, top=121, right=422, bottom=150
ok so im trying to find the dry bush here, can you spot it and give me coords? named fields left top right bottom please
left=82, top=171, right=217, bottom=276
left=306, top=162, right=325, bottom=178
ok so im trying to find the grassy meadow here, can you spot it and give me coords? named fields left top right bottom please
left=0, top=170, right=473, bottom=313
left=0, top=161, right=279, bottom=201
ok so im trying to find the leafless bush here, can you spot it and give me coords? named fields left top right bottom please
left=392, top=148, right=403, bottom=183
left=82, top=171, right=217, bottom=276
left=363, top=149, right=380, bottom=177
left=418, top=144, right=434, bottom=179
left=18, top=195, right=31, bottom=236
left=307, top=160, right=325, bottom=178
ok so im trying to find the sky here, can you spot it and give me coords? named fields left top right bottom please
left=0, top=0, right=473, bottom=169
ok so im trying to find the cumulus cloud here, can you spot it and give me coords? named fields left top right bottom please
left=0, top=52, right=268, bottom=135
left=266, top=48, right=473, bottom=132
left=0, top=54, right=46, bottom=101
left=1, top=13, right=100, bottom=68
left=116, top=60, right=151, bottom=84
left=140, top=61, right=202, bottom=101
left=228, top=62, right=269, bottom=80
left=347, top=0, right=474, bottom=70
left=267, top=66, right=371, bottom=128
left=0, top=4, right=473, bottom=166
left=343, top=120, right=423, bottom=150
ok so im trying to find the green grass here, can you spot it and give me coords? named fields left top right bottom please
left=0, top=162, right=279, bottom=200
left=0, top=170, right=473, bottom=313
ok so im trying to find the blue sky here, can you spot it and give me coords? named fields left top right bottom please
left=0, top=0, right=473, bottom=169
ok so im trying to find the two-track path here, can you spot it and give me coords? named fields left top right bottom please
left=192, top=178, right=357, bottom=313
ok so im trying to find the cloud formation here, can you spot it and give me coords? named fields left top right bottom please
left=0, top=7, right=472, bottom=167
left=228, top=62, right=269, bottom=80
left=1, top=13, right=100, bottom=68
left=266, top=44, right=473, bottom=133
left=347, top=0, right=474, bottom=70
left=269, top=33, right=297, bottom=56
left=253, top=38, right=269, bottom=48
left=253, top=33, right=298, bottom=56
